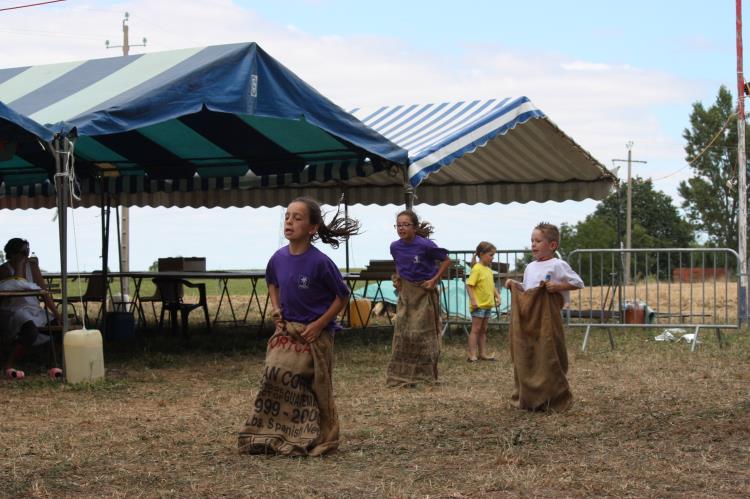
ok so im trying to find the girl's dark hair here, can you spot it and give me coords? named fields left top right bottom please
left=291, top=197, right=360, bottom=249
left=396, top=209, right=434, bottom=238
left=4, top=238, right=28, bottom=256
left=470, top=241, right=497, bottom=266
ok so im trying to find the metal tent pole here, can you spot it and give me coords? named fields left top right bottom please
left=100, top=189, right=110, bottom=334
left=343, top=191, right=350, bottom=273
left=53, top=136, right=70, bottom=380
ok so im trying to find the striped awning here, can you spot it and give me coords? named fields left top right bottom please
left=349, top=98, right=615, bottom=205
left=0, top=44, right=612, bottom=209
left=0, top=42, right=407, bottom=209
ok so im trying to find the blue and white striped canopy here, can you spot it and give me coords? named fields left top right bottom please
left=0, top=43, right=613, bottom=209
left=349, top=97, right=614, bottom=205
left=0, top=42, right=408, bottom=208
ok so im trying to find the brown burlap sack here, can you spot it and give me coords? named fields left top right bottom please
left=386, top=279, right=441, bottom=387
left=509, top=285, right=573, bottom=412
left=238, top=320, right=339, bottom=456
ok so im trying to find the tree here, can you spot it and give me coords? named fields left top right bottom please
left=562, top=177, right=694, bottom=253
left=679, top=85, right=750, bottom=250
left=559, top=177, right=694, bottom=284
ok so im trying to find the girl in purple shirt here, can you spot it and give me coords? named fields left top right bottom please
left=386, top=210, right=452, bottom=386
left=266, top=197, right=359, bottom=341
left=239, top=197, right=359, bottom=456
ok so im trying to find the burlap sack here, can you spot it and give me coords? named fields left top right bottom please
left=509, top=285, right=573, bottom=412
left=386, top=279, right=441, bottom=387
left=238, top=320, right=339, bottom=456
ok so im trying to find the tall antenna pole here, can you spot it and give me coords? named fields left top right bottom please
left=106, top=13, right=146, bottom=297
left=625, top=141, right=634, bottom=284
left=737, top=0, right=748, bottom=325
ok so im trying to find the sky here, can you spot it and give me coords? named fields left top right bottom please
left=0, top=0, right=745, bottom=272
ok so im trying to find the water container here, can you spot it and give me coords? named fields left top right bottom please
left=348, top=299, right=372, bottom=328
left=63, top=329, right=105, bottom=384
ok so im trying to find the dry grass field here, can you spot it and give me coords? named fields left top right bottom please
left=570, top=281, right=740, bottom=323
left=2, top=319, right=750, bottom=497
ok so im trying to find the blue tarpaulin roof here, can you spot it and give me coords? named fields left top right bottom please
left=0, top=42, right=407, bottom=207
left=0, top=101, right=55, bottom=187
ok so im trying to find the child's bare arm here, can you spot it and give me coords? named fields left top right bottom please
left=268, top=284, right=283, bottom=325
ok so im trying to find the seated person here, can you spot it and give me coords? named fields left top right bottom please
left=0, top=238, right=63, bottom=380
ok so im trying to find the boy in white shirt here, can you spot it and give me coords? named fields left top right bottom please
left=505, top=222, right=583, bottom=301
left=504, top=222, right=583, bottom=412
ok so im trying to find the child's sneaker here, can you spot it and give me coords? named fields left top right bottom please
left=5, top=368, right=25, bottom=380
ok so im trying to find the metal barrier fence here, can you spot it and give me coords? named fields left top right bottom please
left=442, top=249, right=537, bottom=333
left=566, top=248, right=741, bottom=351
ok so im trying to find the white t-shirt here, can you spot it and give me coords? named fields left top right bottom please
left=522, top=258, right=584, bottom=305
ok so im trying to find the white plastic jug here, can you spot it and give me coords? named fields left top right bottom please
left=63, top=329, right=105, bottom=384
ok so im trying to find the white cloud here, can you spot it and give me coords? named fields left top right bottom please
left=560, top=61, right=617, bottom=71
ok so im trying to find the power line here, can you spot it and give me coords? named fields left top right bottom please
left=0, top=0, right=65, bottom=12
left=652, top=112, right=736, bottom=182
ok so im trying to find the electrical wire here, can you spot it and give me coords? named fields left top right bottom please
left=652, top=112, right=736, bottom=182
left=0, top=0, right=65, bottom=12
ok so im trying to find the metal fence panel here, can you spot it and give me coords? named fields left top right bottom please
left=566, top=248, right=740, bottom=351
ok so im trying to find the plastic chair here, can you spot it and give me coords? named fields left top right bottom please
left=54, top=271, right=109, bottom=325
left=152, top=277, right=210, bottom=336
left=136, top=287, right=161, bottom=326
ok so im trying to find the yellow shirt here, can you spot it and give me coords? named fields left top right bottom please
left=466, top=263, right=495, bottom=309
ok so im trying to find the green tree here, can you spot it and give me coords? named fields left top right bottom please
left=560, top=177, right=694, bottom=284
left=679, top=85, right=749, bottom=250
left=562, top=177, right=694, bottom=253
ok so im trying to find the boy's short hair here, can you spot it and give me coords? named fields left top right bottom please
left=534, top=222, right=560, bottom=244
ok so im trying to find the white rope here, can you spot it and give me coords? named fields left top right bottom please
left=52, top=137, right=87, bottom=330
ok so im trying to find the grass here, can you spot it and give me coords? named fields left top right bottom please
left=2, top=323, right=750, bottom=497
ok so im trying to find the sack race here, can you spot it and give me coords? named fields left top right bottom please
left=386, top=279, right=441, bottom=387
left=238, top=320, right=339, bottom=456
left=509, top=285, right=573, bottom=412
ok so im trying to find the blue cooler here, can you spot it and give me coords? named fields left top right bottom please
left=104, top=311, right=136, bottom=342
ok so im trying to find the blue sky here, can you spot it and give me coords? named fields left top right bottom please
left=0, top=0, right=746, bottom=271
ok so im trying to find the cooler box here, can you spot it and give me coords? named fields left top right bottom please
left=158, top=257, right=206, bottom=272
left=105, top=311, right=136, bottom=342
left=348, top=299, right=372, bottom=328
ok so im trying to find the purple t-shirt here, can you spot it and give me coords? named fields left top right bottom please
left=390, top=236, right=449, bottom=282
left=266, top=245, right=350, bottom=331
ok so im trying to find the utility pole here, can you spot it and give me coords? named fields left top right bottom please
left=612, top=143, right=647, bottom=284
left=737, top=0, right=748, bottom=325
left=106, top=13, right=146, bottom=297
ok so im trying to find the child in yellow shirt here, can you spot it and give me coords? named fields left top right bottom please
left=465, top=241, right=501, bottom=362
